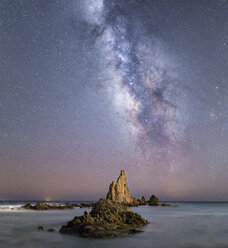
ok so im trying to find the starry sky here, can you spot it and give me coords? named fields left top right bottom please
left=0, top=0, right=227, bottom=201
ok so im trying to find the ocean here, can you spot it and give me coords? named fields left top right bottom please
left=0, top=201, right=228, bottom=248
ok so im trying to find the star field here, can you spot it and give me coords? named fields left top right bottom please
left=0, top=0, right=227, bottom=201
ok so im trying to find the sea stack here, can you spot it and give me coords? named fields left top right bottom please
left=106, top=170, right=135, bottom=204
left=59, top=170, right=148, bottom=238
left=148, top=195, right=160, bottom=206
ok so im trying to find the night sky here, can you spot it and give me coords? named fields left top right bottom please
left=0, top=0, right=227, bottom=201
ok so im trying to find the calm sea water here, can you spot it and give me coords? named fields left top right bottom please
left=0, top=201, right=228, bottom=248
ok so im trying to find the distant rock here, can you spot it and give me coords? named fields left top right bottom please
left=35, top=203, right=52, bottom=210
left=22, top=202, right=98, bottom=210
left=23, top=203, right=33, bottom=209
left=106, top=170, right=136, bottom=205
left=70, top=203, right=80, bottom=208
left=21, top=202, right=76, bottom=210
left=148, top=195, right=173, bottom=207
left=148, top=195, right=160, bottom=206
left=138, top=196, right=147, bottom=205
left=60, top=198, right=148, bottom=238
left=127, top=197, right=140, bottom=207
left=161, top=203, right=172, bottom=207
left=38, top=226, right=44, bottom=230
left=47, top=228, right=55, bottom=232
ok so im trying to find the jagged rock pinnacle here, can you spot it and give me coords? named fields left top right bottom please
left=106, top=170, right=134, bottom=204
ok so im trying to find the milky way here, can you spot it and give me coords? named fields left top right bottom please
left=83, top=0, right=184, bottom=155
left=1, top=0, right=227, bottom=200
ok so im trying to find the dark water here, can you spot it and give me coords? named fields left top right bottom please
left=1, top=201, right=228, bottom=247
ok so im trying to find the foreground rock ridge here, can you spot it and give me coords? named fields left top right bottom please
left=60, top=198, right=148, bottom=238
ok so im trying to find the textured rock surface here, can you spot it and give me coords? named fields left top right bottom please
left=60, top=199, right=148, bottom=238
left=80, top=203, right=95, bottom=208
left=106, top=170, right=135, bottom=204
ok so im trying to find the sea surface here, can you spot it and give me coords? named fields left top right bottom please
left=0, top=201, right=228, bottom=248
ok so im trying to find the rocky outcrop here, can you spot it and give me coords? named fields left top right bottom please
left=148, top=195, right=172, bottom=207
left=21, top=202, right=97, bottom=210
left=106, top=170, right=135, bottom=204
left=22, top=202, right=76, bottom=210
left=60, top=198, right=148, bottom=238
left=37, top=226, right=55, bottom=232
left=126, top=197, right=140, bottom=207
left=106, top=170, right=151, bottom=207
left=161, top=203, right=172, bottom=207
left=148, top=195, right=160, bottom=206
left=138, top=196, right=147, bottom=205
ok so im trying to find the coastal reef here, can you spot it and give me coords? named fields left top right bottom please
left=22, top=202, right=95, bottom=210
left=22, top=202, right=77, bottom=210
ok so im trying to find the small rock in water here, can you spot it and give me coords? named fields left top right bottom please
left=47, top=228, right=55, bottom=232
left=161, top=203, right=171, bottom=207
left=137, top=196, right=147, bottom=206
left=148, top=195, right=174, bottom=207
left=38, top=226, right=44, bottom=230
left=148, top=195, right=160, bottom=206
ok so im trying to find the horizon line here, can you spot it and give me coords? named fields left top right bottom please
left=1, top=199, right=228, bottom=203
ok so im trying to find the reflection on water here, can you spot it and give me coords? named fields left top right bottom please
left=1, top=202, right=228, bottom=247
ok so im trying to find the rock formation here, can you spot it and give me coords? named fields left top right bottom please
left=138, top=196, right=147, bottom=205
left=21, top=202, right=96, bottom=210
left=148, top=195, right=172, bottom=207
left=60, top=170, right=149, bottom=238
left=22, top=202, right=76, bottom=210
left=106, top=170, right=135, bottom=204
left=148, top=195, right=160, bottom=206
left=60, top=198, right=148, bottom=238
